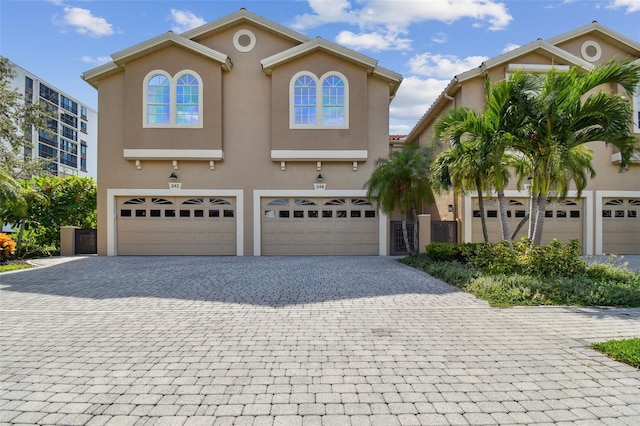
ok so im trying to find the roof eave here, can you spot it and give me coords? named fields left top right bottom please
left=81, top=62, right=119, bottom=89
left=261, top=38, right=378, bottom=74
left=111, top=32, right=230, bottom=68
left=181, top=9, right=311, bottom=44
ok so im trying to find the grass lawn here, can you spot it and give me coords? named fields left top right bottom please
left=0, top=262, right=33, bottom=273
left=591, top=338, right=640, bottom=368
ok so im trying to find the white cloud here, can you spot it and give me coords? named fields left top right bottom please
left=81, top=55, right=111, bottom=65
left=502, top=43, right=520, bottom=53
left=61, top=6, right=113, bottom=37
left=290, top=0, right=358, bottom=29
left=335, top=30, right=411, bottom=51
left=390, top=76, right=451, bottom=124
left=293, top=0, right=513, bottom=34
left=606, top=0, right=640, bottom=13
left=170, top=9, right=206, bottom=33
left=432, top=32, right=447, bottom=44
left=408, top=53, right=488, bottom=78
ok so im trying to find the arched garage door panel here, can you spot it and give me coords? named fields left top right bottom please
left=602, top=198, right=640, bottom=254
left=262, top=197, right=378, bottom=255
left=471, top=198, right=584, bottom=250
left=117, top=196, right=236, bottom=255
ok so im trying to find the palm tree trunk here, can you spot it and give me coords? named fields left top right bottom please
left=511, top=213, right=529, bottom=241
left=411, top=205, right=419, bottom=253
left=528, top=194, right=539, bottom=242
left=401, top=212, right=412, bottom=255
left=532, top=194, right=548, bottom=246
left=475, top=178, right=489, bottom=243
left=15, top=220, right=25, bottom=256
left=497, top=189, right=513, bottom=248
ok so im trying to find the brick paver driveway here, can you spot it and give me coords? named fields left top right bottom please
left=1, top=256, right=639, bottom=425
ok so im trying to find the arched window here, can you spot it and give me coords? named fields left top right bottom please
left=147, top=74, right=170, bottom=125
left=293, top=75, right=317, bottom=125
left=143, top=70, right=202, bottom=128
left=290, top=71, right=348, bottom=129
left=322, top=75, right=345, bottom=126
left=176, top=73, right=199, bottom=124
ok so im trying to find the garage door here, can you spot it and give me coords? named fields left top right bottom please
left=602, top=198, right=640, bottom=254
left=471, top=198, right=584, bottom=249
left=261, top=197, right=378, bottom=255
left=116, top=196, right=236, bottom=255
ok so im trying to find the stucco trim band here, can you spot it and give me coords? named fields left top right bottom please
left=271, top=150, right=368, bottom=161
left=123, top=149, right=225, bottom=160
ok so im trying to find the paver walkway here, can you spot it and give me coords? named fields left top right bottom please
left=1, top=256, right=639, bottom=425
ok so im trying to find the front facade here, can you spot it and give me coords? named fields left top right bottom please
left=406, top=22, right=640, bottom=255
left=6, top=60, right=97, bottom=178
left=83, top=9, right=401, bottom=256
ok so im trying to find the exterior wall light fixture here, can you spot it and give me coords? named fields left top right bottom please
left=169, top=172, right=178, bottom=180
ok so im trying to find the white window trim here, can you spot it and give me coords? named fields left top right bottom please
left=289, top=70, right=349, bottom=130
left=143, top=69, right=204, bottom=129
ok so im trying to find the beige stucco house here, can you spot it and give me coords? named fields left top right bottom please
left=406, top=21, right=640, bottom=255
left=82, top=9, right=402, bottom=256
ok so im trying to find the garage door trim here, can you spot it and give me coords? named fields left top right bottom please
left=107, top=188, right=244, bottom=256
left=596, top=190, right=640, bottom=255
left=253, top=189, right=387, bottom=256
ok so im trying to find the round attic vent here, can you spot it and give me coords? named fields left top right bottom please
left=580, top=40, right=602, bottom=62
left=233, top=29, right=256, bottom=53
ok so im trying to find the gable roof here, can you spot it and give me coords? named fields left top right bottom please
left=405, top=22, right=639, bottom=143
left=546, top=20, right=640, bottom=54
left=180, top=8, right=311, bottom=44
left=82, top=31, right=232, bottom=88
left=261, top=37, right=403, bottom=97
left=82, top=8, right=401, bottom=96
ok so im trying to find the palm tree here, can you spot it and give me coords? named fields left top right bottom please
left=432, top=112, right=491, bottom=242
left=513, top=60, right=640, bottom=245
left=365, top=143, right=435, bottom=254
left=432, top=72, right=540, bottom=245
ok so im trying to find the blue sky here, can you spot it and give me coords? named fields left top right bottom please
left=1, top=0, right=639, bottom=134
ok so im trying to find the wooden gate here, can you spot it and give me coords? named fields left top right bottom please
left=75, top=229, right=97, bottom=255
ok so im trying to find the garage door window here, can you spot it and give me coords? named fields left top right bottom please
left=210, top=210, right=220, bottom=217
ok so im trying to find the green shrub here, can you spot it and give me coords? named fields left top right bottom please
left=424, top=242, right=462, bottom=262
left=465, top=274, right=560, bottom=307
left=517, top=239, right=586, bottom=277
left=559, top=275, right=640, bottom=307
left=585, top=258, right=639, bottom=283
left=421, top=260, right=481, bottom=288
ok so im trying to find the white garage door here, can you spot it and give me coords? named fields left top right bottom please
left=261, top=197, right=378, bottom=255
left=471, top=198, right=584, bottom=250
left=116, top=196, right=236, bottom=255
left=602, top=198, right=640, bottom=254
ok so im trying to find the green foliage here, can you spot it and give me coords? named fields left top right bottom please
left=515, top=238, right=586, bottom=277
left=0, top=233, right=16, bottom=262
left=421, top=260, right=481, bottom=287
left=22, top=175, right=97, bottom=251
left=365, top=143, right=435, bottom=254
left=406, top=238, right=640, bottom=307
left=590, top=338, right=640, bottom=369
